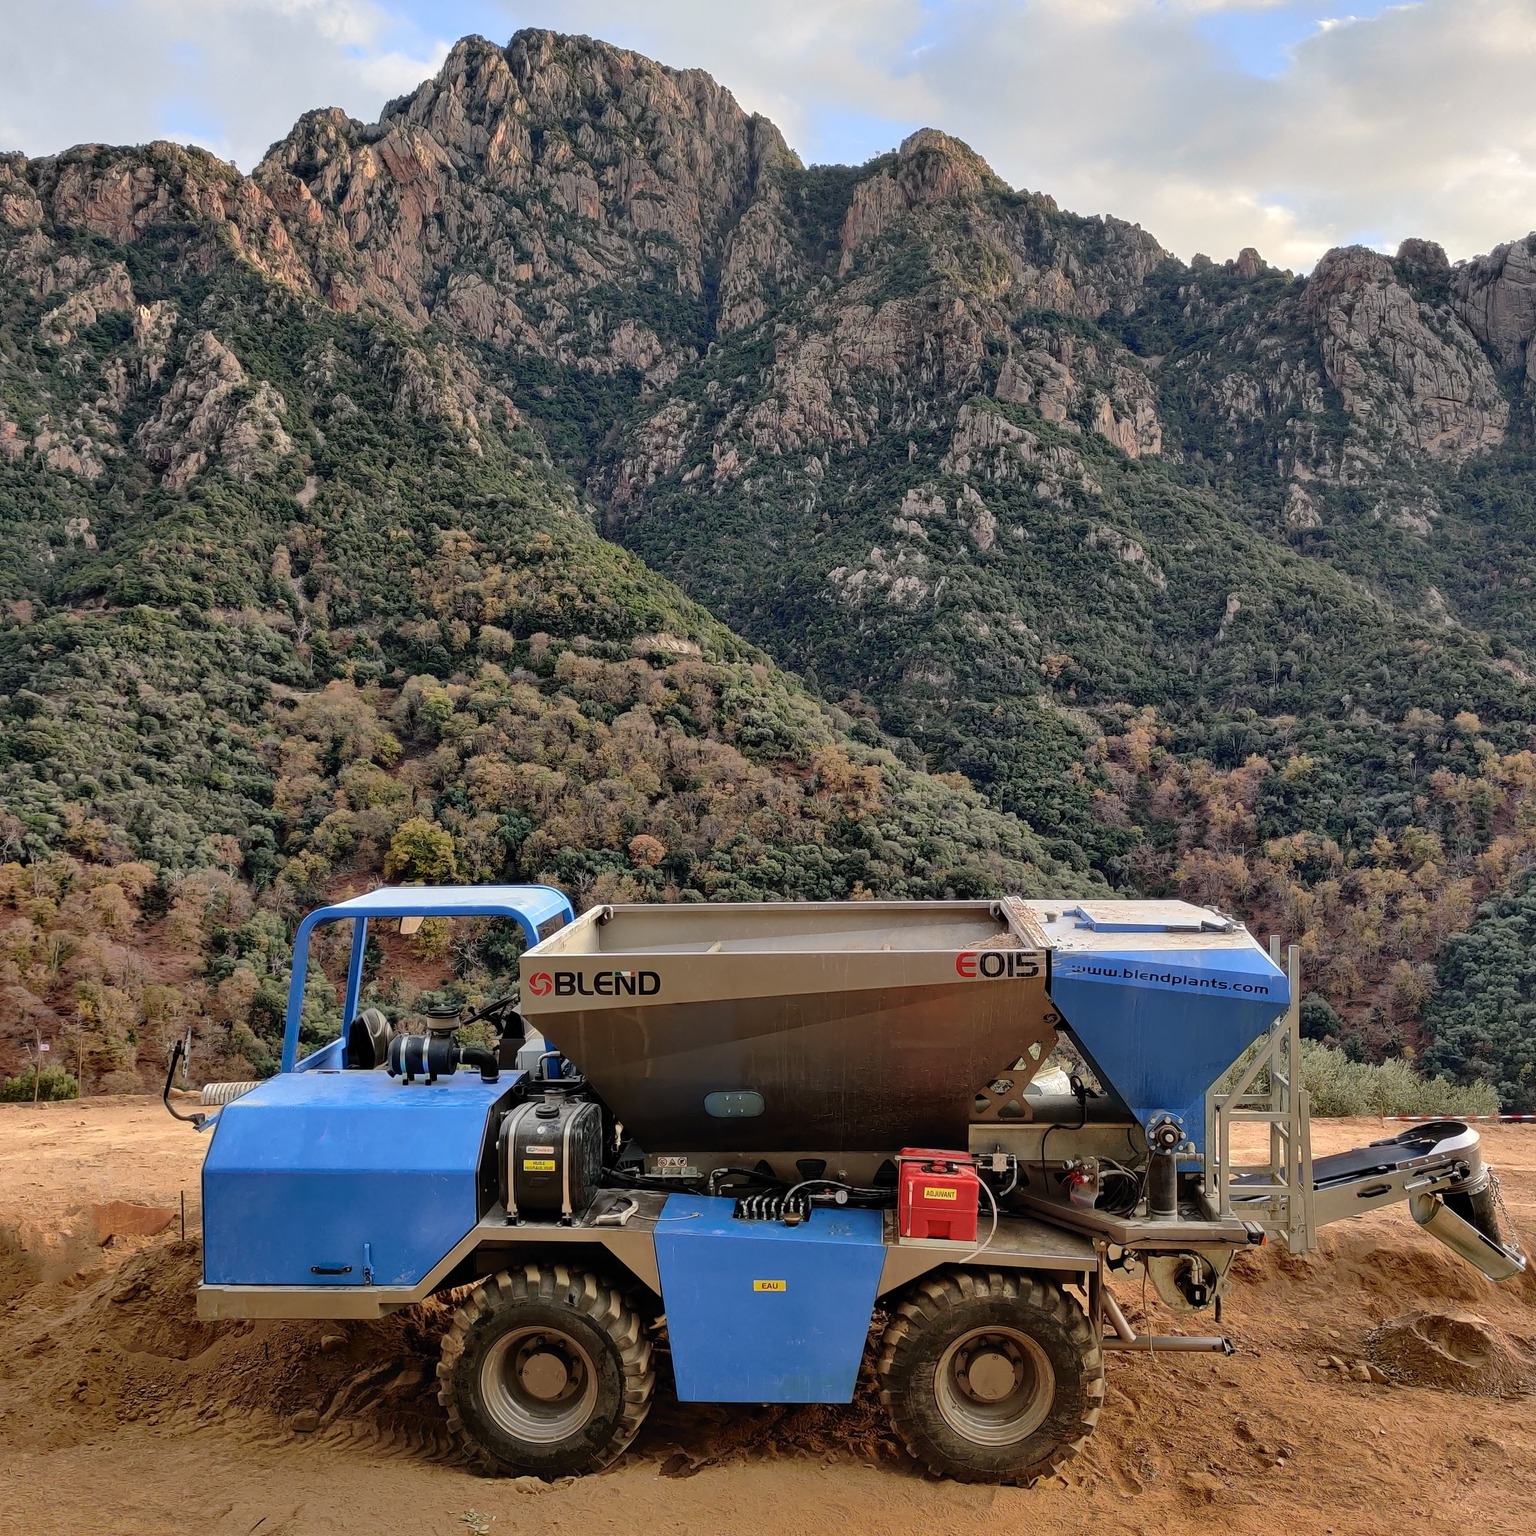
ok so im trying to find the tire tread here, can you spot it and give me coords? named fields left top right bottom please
left=436, top=1263, right=654, bottom=1476
left=876, top=1267, right=1103, bottom=1484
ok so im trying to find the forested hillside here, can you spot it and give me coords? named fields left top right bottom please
left=2, top=30, right=1533, bottom=1102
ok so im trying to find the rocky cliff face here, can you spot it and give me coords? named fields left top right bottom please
left=134, top=331, right=295, bottom=488
left=1153, top=240, right=1512, bottom=511
left=1301, top=245, right=1508, bottom=466
left=1451, top=234, right=1536, bottom=384
left=12, top=29, right=1523, bottom=506
left=256, top=31, right=793, bottom=376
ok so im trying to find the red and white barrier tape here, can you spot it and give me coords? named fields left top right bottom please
left=1382, top=1114, right=1536, bottom=1122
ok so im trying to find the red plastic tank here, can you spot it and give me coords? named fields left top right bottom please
left=897, top=1148, right=980, bottom=1242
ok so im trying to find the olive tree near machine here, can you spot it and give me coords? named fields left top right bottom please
left=180, top=887, right=1526, bottom=1484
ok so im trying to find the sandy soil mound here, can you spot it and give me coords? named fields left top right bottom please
left=0, top=1238, right=463, bottom=1458
left=8, top=1235, right=914, bottom=1476
left=0, top=1227, right=41, bottom=1295
left=1367, top=1311, right=1533, bottom=1396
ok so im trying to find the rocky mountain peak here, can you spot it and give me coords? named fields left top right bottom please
left=1396, top=237, right=1450, bottom=276
left=1302, top=244, right=1396, bottom=307
left=895, top=128, right=1001, bottom=200
left=1450, top=232, right=1536, bottom=381
left=256, top=28, right=796, bottom=362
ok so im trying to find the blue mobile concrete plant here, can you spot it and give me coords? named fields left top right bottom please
left=183, top=887, right=1525, bottom=1482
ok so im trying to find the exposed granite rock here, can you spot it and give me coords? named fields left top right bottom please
left=941, top=400, right=1099, bottom=497
left=381, top=339, right=517, bottom=451
left=258, top=30, right=795, bottom=367
left=0, top=155, right=43, bottom=229
left=1396, top=238, right=1449, bottom=277
left=827, top=543, right=932, bottom=610
left=1233, top=247, right=1265, bottom=280
left=838, top=129, right=1001, bottom=274
left=0, top=405, right=22, bottom=463
left=37, top=259, right=136, bottom=344
left=1284, top=482, right=1323, bottom=530
left=134, top=331, right=294, bottom=487
left=1085, top=523, right=1166, bottom=588
left=1450, top=234, right=1536, bottom=382
left=132, top=301, right=177, bottom=387
left=717, top=191, right=802, bottom=334
left=28, top=419, right=111, bottom=480
left=609, top=398, right=698, bottom=509
left=1301, top=246, right=1506, bottom=464
left=6, top=23, right=1528, bottom=551
left=995, top=330, right=1162, bottom=458
left=21, top=143, right=316, bottom=296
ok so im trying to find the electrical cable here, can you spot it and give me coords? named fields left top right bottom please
left=1040, top=1077, right=1091, bottom=1190
left=996, top=1156, right=1020, bottom=1197
left=1097, top=1157, right=1145, bottom=1217
left=956, top=1175, right=999, bottom=1264
left=707, top=1166, right=789, bottom=1197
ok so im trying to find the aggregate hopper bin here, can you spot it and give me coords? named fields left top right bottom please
left=518, top=900, right=1057, bottom=1155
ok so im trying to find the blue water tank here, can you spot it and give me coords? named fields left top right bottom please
left=655, top=1195, right=886, bottom=1402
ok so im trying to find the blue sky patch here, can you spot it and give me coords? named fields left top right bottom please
left=804, top=108, right=923, bottom=169
left=1197, top=1, right=1410, bottom=79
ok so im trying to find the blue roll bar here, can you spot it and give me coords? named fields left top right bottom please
left=279, top=884, right=575, bottom=1072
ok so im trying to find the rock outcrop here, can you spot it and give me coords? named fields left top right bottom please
left=941, top=401, right=1099, bottom=498
left=14, top=144, right=317, bottom=298
left=2, top=23, right=1533, bottom=535
left=1450, top=234, right=1536, bottom=384
left=134, top=331, right=294, bottom=488
left=257, top=31, right=795, bottom=368
left=995, top=331, right=1162, bottom=458
left=1301, top=246, right=1507, bottom=464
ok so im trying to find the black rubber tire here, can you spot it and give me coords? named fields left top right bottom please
left=437, top=1264, right=654, bottom=1478
left=877, top=1267, right=1104, bottom=1484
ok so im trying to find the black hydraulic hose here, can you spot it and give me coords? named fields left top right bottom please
left=1039, top=1075, right=1091, bottom=1186
left=708, top=1167, right=788, bottom=1196
left=457, top=1045, right=500, bottom=1083
left=161, top=1032, right=209, bottom=1130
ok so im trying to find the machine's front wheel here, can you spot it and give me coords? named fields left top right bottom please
left=437, top=1264, right=654, bottom=1477
left=877, top=1268, right=1103, bottom=1483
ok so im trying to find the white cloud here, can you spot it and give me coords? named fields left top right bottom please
left=0, top=0, right=446, bottom=170
left=2, top=0, right=1534, bottom=268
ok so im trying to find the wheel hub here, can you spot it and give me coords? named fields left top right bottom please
left=934, top=1326, right=1055, bottom=1447
left=520, top=1346, right=573, bottom=1401
left=480, top=1325, right=598, bottom=1444
left=963, top=1347, right=1021, bottom=1402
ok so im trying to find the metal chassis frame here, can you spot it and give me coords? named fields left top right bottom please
left=1204, top=942, right=1316, bottom=1252
left=198, top=1195, right=1100, bottom=1320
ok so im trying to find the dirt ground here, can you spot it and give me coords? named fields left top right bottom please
left=1, top=1099, right=1533, bottom=1536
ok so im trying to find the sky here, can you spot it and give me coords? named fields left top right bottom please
left=1, top=0, right=1533, bottom=271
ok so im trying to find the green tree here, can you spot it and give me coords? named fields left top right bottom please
left=384, top=817, right=458, bottom=883
left=1423, top=871, right=1536, bottom=1112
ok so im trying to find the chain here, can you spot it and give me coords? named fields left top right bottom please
left=1488, top=1170, right=1525, bottom=1258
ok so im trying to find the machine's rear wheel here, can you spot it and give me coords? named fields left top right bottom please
left=877, top=1268, right=1103, bottom=1483
left=437, top=1264, right=653, bottom=1477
